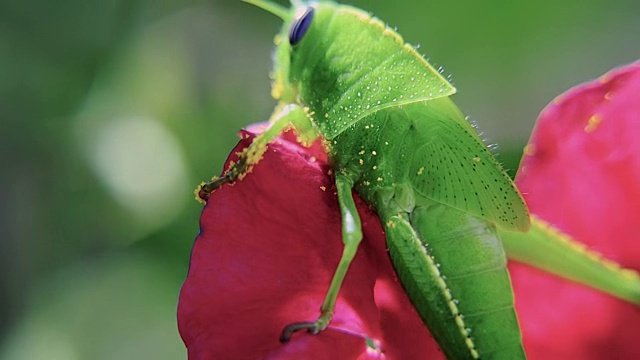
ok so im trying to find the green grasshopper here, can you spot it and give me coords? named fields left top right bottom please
left=200, top=1, right=531, bottom=358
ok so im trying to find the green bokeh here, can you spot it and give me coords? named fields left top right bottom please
left=1, top=0, right=638, bottom=357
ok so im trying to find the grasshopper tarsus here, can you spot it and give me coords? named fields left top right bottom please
left=279, top=321, right=320, bottom=343
left=198, top=176, right=231, bottom=201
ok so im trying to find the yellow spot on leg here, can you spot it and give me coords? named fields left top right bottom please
left=194, top=182, right=207, bottom=204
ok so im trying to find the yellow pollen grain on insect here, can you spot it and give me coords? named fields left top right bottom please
left=386, top=220, right=397, bottom=229
left=377, top=177, right=383, bottom=182
left=237, top=170, right=249, bottom=181
left=455, top=314, right=466, bottom=328
left=417, top=166, right=425, bottom=175
left=325, top=113, right=329, bottom=118
left=320, top=186, right=326, bottom=192
left=448, top=301, right=459, bottom=314
left=244, top=147, right=265, bottom=167
left=472, top=157, right=481, bottom=162
left=372, top=165, right=377, bottom=170
left=585, top=114, right=603, bottom=133
left=369, top=17, right=385, bottom=30
left=523, top=144, right=536, bottom=156
left=345, top=7, right=370, bottom=22
left=194, top=184, right=207, bottom=204
left=358, top=150, right=365, bottom=155
left=372, top=150, right=377, bottom=156
left=359, top=159, right=364, bottom=165
left=309, top=156, right=317, bottom=162
left=384, top=27, right=404, bottom=45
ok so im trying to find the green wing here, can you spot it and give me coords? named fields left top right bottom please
left=403, top=98, right=530, bottom=231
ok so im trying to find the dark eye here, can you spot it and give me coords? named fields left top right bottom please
left=288, top=7, right=314, bottom=46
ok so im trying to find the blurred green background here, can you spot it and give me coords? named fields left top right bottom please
left=1, top=0, right=638, bottom=358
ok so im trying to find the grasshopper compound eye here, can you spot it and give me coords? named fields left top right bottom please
left=288, top=6, right=314, bottom=46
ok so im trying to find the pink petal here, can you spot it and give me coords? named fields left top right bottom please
left=178, top=130, right=441, bottom=359
left=517, top=61, right=640, bottom=268
left=512, top=60, right=640, bottom=359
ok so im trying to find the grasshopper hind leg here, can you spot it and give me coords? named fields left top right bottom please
left=381, top=203, right=526, bottom=359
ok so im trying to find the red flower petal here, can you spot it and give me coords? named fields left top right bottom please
left=511, top=60, right=640, bottom=359
left=178, top=130, right=442, bottom=359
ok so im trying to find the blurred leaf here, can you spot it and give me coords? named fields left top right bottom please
left=0, top=253, right=185, bottom=360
